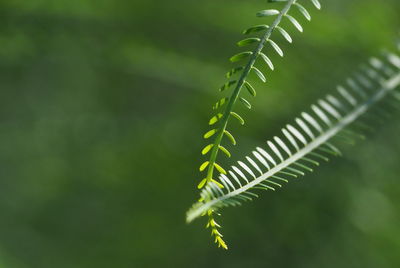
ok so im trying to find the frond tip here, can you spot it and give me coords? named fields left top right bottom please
left=188, top=49, right=400, bottom=224
left=206, top=210, right=228, bottom=250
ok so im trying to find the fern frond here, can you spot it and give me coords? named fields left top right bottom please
left=188, top=48, right=400, bottom=224
left=195, top=0, right=321, bottom=249
left=199, top=0, right=320, bottom=190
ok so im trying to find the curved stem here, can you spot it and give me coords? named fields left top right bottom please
left=205, top=0, right=297, bottom=183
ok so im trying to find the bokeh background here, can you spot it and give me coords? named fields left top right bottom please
left=0, top=0, right=399, bottom=267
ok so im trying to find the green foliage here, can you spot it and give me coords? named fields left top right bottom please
left=193, top=0, right=321, bottom=249
left=2, top=0, right=400, bottom=266
left=188, top=0, right=400, bottom=250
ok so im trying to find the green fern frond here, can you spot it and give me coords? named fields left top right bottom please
left=188, top=49, right=400, bottom=225
left=195, top=0, right=321, bottom=249
left=199, top=0, right=320, bottom=189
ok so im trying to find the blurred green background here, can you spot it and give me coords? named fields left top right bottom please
left=0, top=0, right=399, bottom=267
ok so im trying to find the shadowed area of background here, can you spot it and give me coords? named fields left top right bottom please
left=0, top=0, right=399, bottom=267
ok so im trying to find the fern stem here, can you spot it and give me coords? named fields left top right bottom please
left=190, top=72, right=400, bottom=222
left=205, top=0, right=297, bottom=184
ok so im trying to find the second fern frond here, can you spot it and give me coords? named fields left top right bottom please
left=188, top=46, right=400, bottom=239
